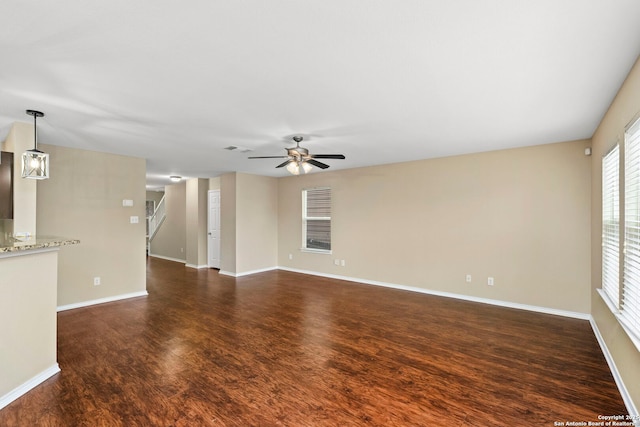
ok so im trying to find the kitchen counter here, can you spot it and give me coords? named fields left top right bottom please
left=0, top=235, right=80, bottom=255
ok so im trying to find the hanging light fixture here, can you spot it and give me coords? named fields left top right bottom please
left=22, top=109, right=49, bottom=180
left=286, top=159, right=312, bottom=175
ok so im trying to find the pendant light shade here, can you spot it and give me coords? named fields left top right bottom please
left=286, top=160, right=312, bottom=175
left=22, top=110, right=49, bottom=180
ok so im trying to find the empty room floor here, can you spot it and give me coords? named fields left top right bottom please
left=0, top=257, right=628, bottom=426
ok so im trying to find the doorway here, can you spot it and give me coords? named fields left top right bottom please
left=207, top=190, right=221, bottom=269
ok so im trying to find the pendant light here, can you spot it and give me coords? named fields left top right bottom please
left=22, top=109, right=49, bottom=180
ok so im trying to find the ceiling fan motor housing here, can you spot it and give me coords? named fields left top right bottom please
left=288, top=146, right=309, bottom=158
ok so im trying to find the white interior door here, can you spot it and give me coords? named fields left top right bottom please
left=208, top=190, right=221, bottom=269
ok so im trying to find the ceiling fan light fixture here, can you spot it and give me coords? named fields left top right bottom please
left=22, top=110, right=49, bottom=180
left=248, top=135, right=344, bottom=174
left=286, top=160, right=312, bottom=175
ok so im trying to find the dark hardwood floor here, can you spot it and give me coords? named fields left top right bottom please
left=0, top=257, right=628, bottom=426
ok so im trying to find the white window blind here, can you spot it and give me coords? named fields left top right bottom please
left=623, top=117, right=640, bottom=342
left=602, top=145, right=620, bottom=308
left=303, top=188, right=331, bottom=251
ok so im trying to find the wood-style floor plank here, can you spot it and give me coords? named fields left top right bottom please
left=0, top=257, right=628, bottom=426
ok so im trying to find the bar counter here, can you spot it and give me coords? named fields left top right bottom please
left=0, top=235, right=79, bottom=409
left=0, top=235, right=80, bottom=255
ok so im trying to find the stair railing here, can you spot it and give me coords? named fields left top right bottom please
left=148, top=195, right=166, bottom=241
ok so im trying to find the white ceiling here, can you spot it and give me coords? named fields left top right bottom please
left=2, top=1, right=640, bottom=189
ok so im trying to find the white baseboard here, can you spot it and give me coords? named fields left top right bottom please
left=219, top=266, right=278, bottom=278
left=147, top=253, right=186, bottom=264
left=277, top=266, right=590, bottom=320
left=589, top=317, right=638, bottom=419
left=0, top=364, right=60, bottom=410
left=185, top=264, right=209, bottom=269
left=57, top=291, right=149, bottom=312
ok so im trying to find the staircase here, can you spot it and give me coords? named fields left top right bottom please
left=147, top=195, right=166, bottom=242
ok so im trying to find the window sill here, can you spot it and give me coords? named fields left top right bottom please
left=300, top=248, right=332, bottom=255
left=597, top=288, right=620, bottom=315
left=597, top=288, right=640, bottom=353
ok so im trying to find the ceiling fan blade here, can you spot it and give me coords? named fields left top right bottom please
left=306, top=159, right=330, bottom=169
left=248, top=156, right=289, bottom=159
left=276, top=159, right=294, bottom=168
left=310, top=154, right=346, bottom=159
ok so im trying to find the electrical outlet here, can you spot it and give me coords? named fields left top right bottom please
left=488, top=277, right=494, bottom=286
left=340, top=260, right=346, bottom=267
left=93, top=277, right=101, bottom=286
left=334, top=259, right=340, bottom=266
left=466, top=274, right=472, bottom=283
left=288, top=253, right=293, bottom=260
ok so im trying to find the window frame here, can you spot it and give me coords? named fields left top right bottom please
left=301, top=187, right=332, bottom=254
left=599, top=114, right=640, bottom=352
left=601, top=144, right=620, bottom=310
left=621, top=116, right=640, bottom=350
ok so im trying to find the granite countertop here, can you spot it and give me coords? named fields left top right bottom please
left=0, top=235, right=80, bottom=253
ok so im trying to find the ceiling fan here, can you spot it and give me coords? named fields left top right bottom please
left=248, top=135, right=345, bottom=175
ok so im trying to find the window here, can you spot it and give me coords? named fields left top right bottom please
left=623, top=117, right=640, bottom=345
left=302, top=187, right=331, bottom=252
left=602, top=145, right=620, bottom=308
left=601, top=116, right=640, bottom=351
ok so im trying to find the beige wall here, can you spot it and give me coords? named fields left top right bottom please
left=150, top=181, right=186, bottom=261
left=209, top=176, right=220, bottom=190
left=37, top=144, right=147, bottom=306
left=236, top=173, right=278, bottom=273
left=279, top=139, right=592, bottom=313
left=186, top=178, right=208, bottom=267
left=220, top=173, right=237, bottom=273
left=1, top=122, right=36, bottom=236
left=219, top=172, right=278, bottom=275
left=591, top=55, right=640, bottom=408
left=150, top=179, right=208, bottom=267
left=0, top=250, right=58, bottom=402
left=197, top=179, right=208, bottom=267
